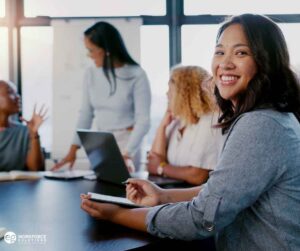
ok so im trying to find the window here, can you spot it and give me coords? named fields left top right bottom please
left=0, top=27, right=9, bottom=80
left=24, top=0, right=165, bottom=17
left=21, top=27, right=53, bottom=152
left=5, top=1, right=300, bottom=157
left=184, top=0, right=300, bottom=15
left=182, top=24, right=219, bottom=72
left=0, top=0, right=5, bottom=17
left=279, top=23, right=300, bottom=73
left=141, top=25, right=169, bottom=149
left=19, top=24, right=170, bottom=153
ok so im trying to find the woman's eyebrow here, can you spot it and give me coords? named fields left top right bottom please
left=215, top=43, right=249, bottom=48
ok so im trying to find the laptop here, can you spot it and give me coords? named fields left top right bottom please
left=77, top=129, right=184, bottom=186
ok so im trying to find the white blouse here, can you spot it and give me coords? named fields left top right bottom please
left=166, top=113, right=224, bottom=170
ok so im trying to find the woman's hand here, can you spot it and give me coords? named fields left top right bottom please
left=126, top=178, right=164, bottom=207
left=147, top=152, right=164, bottom=175
left=123, top=154, right=135, bottom=173
left=20, top=104, right=48, bottom=135
left=160, top=110, right=173, bottom=128
left=80, top=194, right=121, bottom=220
left=51, top=145, right=79, bottom=170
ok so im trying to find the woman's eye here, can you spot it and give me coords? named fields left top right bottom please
left=236, top=51, right=248, bottom=56
left=214, top=50, right=224, bottom=56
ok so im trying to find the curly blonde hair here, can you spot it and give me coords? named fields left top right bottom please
left=170, top=65, right=215, bottom=125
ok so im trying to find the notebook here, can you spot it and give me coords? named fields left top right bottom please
left=77, top=129, right=184, bottom=186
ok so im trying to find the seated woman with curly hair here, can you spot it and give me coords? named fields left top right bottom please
left=147, top=65, right=224, bottom=185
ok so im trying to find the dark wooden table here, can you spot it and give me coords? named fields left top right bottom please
left=0, top=178, right=216, bottom=251
left=0, top=178, right=160, bottom=251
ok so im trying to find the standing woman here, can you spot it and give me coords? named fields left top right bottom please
left=0, top=80, right=46, bottom=171
left=54, top=22, right=151, bottom=170
left=81, top=14, right=300, bottom=250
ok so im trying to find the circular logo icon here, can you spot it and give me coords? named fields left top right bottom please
left=4, top=231, right=17, bottom=244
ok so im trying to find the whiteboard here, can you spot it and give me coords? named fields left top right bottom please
left=51, top=18, right=142, bottom=159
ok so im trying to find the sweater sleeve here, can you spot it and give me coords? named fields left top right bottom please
left=125, top=69, right=151, bottom=155
left=146, top=112, right=288, bottom=240
left=72, top=69, right=94, bottom=146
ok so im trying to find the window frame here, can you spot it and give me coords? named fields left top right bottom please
left=3, top=0, right=300, bottom=88
left=2, top=0, right=300, bottom=154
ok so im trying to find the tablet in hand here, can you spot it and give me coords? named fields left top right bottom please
left=87, top=192, right=146, bottom=208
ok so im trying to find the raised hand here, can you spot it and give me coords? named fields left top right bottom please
left=20, top=104, right=48, bottom=135
left=126, top=179, right=163, bottom=207
left=160, top=110, right=173, bottom=128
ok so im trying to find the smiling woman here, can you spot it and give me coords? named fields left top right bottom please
left=80, top=14, right=300, bottom=251
left=213, top=14, right=300, bottom=132
left=212, top=24, right=257, bottom=106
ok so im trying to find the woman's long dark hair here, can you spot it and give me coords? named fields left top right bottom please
left=84, top=21, right=138, bottom=95
left=214, top=14, right=300, bottom=133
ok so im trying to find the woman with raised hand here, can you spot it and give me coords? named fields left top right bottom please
left=147, top=65, right=223, bottom=185
left=81, top=14, right=300, bottom=250
left=0, top=80, right=46, bottom=171
left=53, top=21, right=151, bottom=171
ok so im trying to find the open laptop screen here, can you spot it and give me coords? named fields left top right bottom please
left=77, top=129, right=185, bottom=187
left=77, top=129, right=130, bottom=185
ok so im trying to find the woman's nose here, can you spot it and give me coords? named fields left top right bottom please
left=219, top=56, right=235, bottom=70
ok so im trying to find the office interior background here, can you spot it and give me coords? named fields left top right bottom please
left=1, top=0, right=300, bottom=162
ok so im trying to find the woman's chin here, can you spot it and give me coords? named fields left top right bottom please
left=95, top=62, right=103, bottom=68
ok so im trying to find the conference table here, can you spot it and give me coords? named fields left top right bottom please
left=0, top=178, right=215, bottom=251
